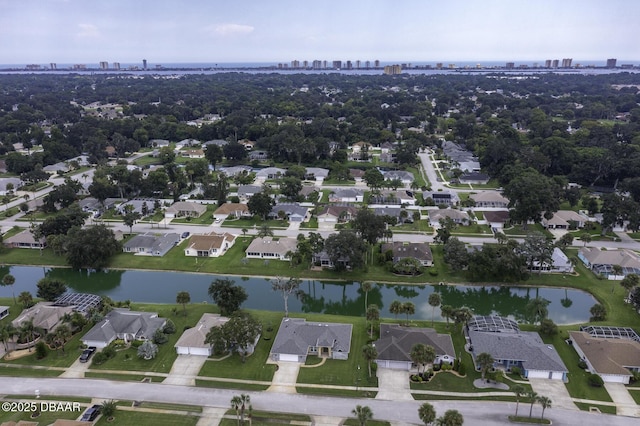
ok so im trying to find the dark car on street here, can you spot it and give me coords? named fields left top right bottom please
left=80, top=404, right=101, bottom=421
left=79, top=347, right=96, bottom=363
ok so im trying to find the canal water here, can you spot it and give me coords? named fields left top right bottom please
left=0, top=266, right=597, bottom=324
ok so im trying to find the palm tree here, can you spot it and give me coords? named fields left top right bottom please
left=176, top=291, right=191, bottom=316
left=418, top=402, right=436, bottom=425
left=0, top=323, right=16, bottom=353
left=101, top=400, right=117, bottom=420
left=410, top=343, right=436, bottom=374
left=512, top=384, right=526, bottom=417
left=475, top=352, right=494, bottom=380
left=366, top=304, right=379, bottom=337
left=612, top=264, right=623, bottom=278
left=1, top=274, right=16, bottom=305
left=428, top=292, right=441, bottom=327
left=526, top=390, right=538, bottom=418
left=352, top=405, right=373, bottom=426
left=230, top=395, right=242, bottom=426
left=19, top=320, right=37, bottom=352
left=238, top=394, right=250, bottom=424
left=389, top=300, right=403, bottom=320
left=620, top=273, right=640, bottom=300
left=362, top=344, right=378, bottom=378
left=361, top=282, right=372, bottom=312
left=241, top=228, right=248, bottom=237
left=53, top=324, right=72, bottom=354
left=440, top=304, right=454, bottom=328
left=17, top=291, right=33, bottom=309
left=402, top=301, right=415, bottom=325
left=537, top=395, right=552, bottom=420
left=436, top=409, right=464, bottom=426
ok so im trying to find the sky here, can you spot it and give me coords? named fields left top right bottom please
left=1, top=0, right=639, bottom=66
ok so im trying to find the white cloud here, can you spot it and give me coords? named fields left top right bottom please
left=76, top=23, right=100, bottom=38
left=205, top=23, right=254, bottom=36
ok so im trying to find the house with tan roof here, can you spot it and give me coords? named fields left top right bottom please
left=578, top=247, right=640, bottom=278
left=381, top=242, right=434, bottom=267
left=428, top=209, right=470, bottom=226
left=213, top=202, right=250, bottom=220
left=175, top=313, right=229, bottom=355
left=317, top=205, right=358, bottom=230
left=374, top=324, right=455, bottom=370
left=569, top=331, right=640, bottom=384
left=542, top=210, right=588, bottom=229
left=469, top=191, right=509, bottom=208
left=245, top=237, right=297, bottom=261
left=11, top=302, right=74, bottom=334
left=184, top=232, right=236, bottom=258
left=164, top=201, right=207, bottom=219
left=181, top=149, right=205, bottom=158
left=3, top=229, right=46, bottom=249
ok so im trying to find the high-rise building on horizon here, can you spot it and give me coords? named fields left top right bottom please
left=544, top=60, right=552, bottom=68
left=50, top=63, right=57, bottom=70
left=99, top=61, right=108, bottom=70
left=551, top=59, right=559, bottom=68
left=332, top=60, right=342, bottom=69
left=374, top=60, right=380, bottom=68
left=383, top=64, right=402, bottom=75
left=113, top=62, right=120, bottom=70
left=606, top=58, right=617, bottom=68
left=506, top=62, right=515, bottom=69
left=142, top=59, right=147, bottom=70
left=561, top=58, right=572, bottom=68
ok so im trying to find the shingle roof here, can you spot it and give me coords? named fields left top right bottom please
left=374, top=324, right=455, bottom=362
left=570, top=331, right=640, bottom=376
left=174, top=313, right=229, bottom=349
left=83, top=308, right=165, bottom=344
left=271, top=318, right=352, bottom=356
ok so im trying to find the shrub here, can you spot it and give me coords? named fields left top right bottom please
left=577, top=360, right=587, bottom=369
left=457, top=363, right=466, bottom=376
left=153, top=329, right=168, bottom=344
left=453, top=358, right=460, bottom=371
left=92, top=352, right=107, bottom=365
left=441, top=363, right=452, bottom=371
left=35, top=341, right=48, bottom=359
left=428, top=268, right=439, bottom=276
left=163, top=319, right=176, bottom=334
left=371, top=362, right=378, bottom=373
left=510, top=366, right=522, bottom=377
left=433, top=363, right=441, bottom=372
left=102, top=346, right=116, bottom=359
left=587, top=373, right=604, bottom=387
left=131, top=340, right=144, bottom=348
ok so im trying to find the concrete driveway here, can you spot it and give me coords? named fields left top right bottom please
left=604, top=383, right=640, bottom=417
left=267, top=362, right=300, bottom=394
left=528, top=378, right=577, bottom=411
left=162, top=354, right=208, bottom=386
left=59, top=356, right=92, bottom=378
left=375, top=368, right=412, bottom=401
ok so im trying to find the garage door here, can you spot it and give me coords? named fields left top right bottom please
left=526, top=370, right=550, bottom=379
left=278, top=354, right=300, bottom=362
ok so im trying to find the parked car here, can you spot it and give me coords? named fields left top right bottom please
left=80, top=404, right=101, bottom=421
left=181, top=231, right=190, bottom=239
left=79, top=347, right=96, bottom=363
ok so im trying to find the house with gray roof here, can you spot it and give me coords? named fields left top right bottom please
left=459, top=172, right=490, bottom=185
left=424, top=191, right=458, bottom=206
left=269, top=204, right=309, bottom=222
left=470, top=191, right=509, bottom=208
left=374, top=324, right=455, bottom=370
left=329, top=188, right=364, bottom=203
left=237, top=185, right=262, bottom=202
left=82, top=308, right=166, bottom=349
left=122, top=232, right=180, bottom=256
left=255, top=167, right=286, bottom=180
left=219, top=165, right=253, bottom=177
left=428, top=209, right=470, bottom=225
left=3, top=229, right=46, bottom=249
left=270, top=318, right=352, bottom=362
left=370, top=190, right=416, bottom=206
left=383, top=170, right=414, bottom=185
left=164, top=201, right=207, bottom=219
left=116, top=199, right=157, bottom=216
left=381, top=242, right=433, bottom=267
left=466, top=315, right=568, bottom=381
left=0, top=177, right=22, bottom=196
left=304, top=167, right=330, bottom=183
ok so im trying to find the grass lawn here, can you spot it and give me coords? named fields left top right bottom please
left=1, top=226, right=25, bottom=239
left=133, top=156, right=162, bottom=167
left=322, top=178, right=356, bottom=186
left=219, top=410, right=311, bottom=426
left=94, top=410, right=199, bottom=425
left=197, top=310, right=281, bottom=382
left=195, top=379, right=269, bottom=391
left=451, top=224, right=492, bottom=236
left=393, top=221, right=433, bottom=233
left=573, top=402, right=617, bottom=414
left=405, top=166, right=428, bottom=189
left=344, top=419, right=390, bottom=426
left=0, top=366, right=62, bottom=377
left=629, top=389, right=640, bottom=405
left=221, top=218, right=288, bottom=229
left=299, top=217, right=318, bottom=229
left=0, top=207, right=20, bottom=219
left=296, top=313, right=378, bottom=389
left=84, top=372, right=153, bottom=382
left=501, top=224, right=554, bottom=238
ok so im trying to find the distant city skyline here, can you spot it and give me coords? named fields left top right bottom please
left=1, top=0, right=638, bottom=64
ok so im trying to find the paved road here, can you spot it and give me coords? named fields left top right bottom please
left=1, top=377, right=637, bottom=425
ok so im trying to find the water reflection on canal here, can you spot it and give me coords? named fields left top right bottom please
left=0, top=266, right=597, bottom=324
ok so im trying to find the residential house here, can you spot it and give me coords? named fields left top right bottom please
left=470, top=191, right=509, bottom=208
left=380, top=142, right=395, bottom=154
left=202, top=139, right=228, bottom=148
left=122, top=232, right=180, bottom=256
left=374, top=324, right=455, bottom=370
left=175, top=313, right=230, bottom=356
left=150, top=139, right=170, bottom=148
left=428, top=209, right=470, bottom=226
left=483, top=210, right=510, bottom=230
left=351, top=141, right=372, bottom=153
left=184, top=232, right=236, bottom=257
left=349, top=168, right=365, bottom=182
left=245, top=237, right=297, bottom=261
left=164, top=201, right=207, bottom=219
left=578, top=247, right=640, bottom=278
left=269, top=204, right=309, bottom=222
left=373, top=207, right=403, bottom=222
left=381, top=242, right=433, bottom=267
left=542, top=210, right=588, bottom=229
left=219, top=165, right=253, bottom=177
left=383, top=170, right=414, bottom=185
left=370, top=190, right=416, bottom=206
left=304, top=167, right=330, bottom=183
left=181, top=149, right=205, bottom=159
left=237, top=185, right=262, bottom=202
left=3, top=230, right=46, bottom=249
left=329, top=188, right=364, bottom=203
left=270, top=318, right=352, bottom=362
left=317, top=205, right=358, bottom=230
left=82, top=308, right=166, bottom=349
left=116, top=199, right=157, bottom=216
left=175, top=138, right=200, bottom=149
left=11, top=302, right=74, bottom=334
left=424, top=191, right=458, bottom=206
left=0, top=306, right=8, bottom=320
left=213, top=203, right=250, bottom=220
left=42, top=162, right=69, bottom=175
left=569, top=330, right=640, bottom=384
left=459, top=172, right=490, bottom=185
left=466, top=316, right=568, bottom=381
left=248, top=150, right=269, bottom=161
left=255, top=167, right=286, bottom=180
left=531, top=248, right=574, bottom=274
left=0, top=177, right=21, bottom=195
left=239, top=139, right=255, bottom=150
left=299, top=185, right=319, bottom=201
